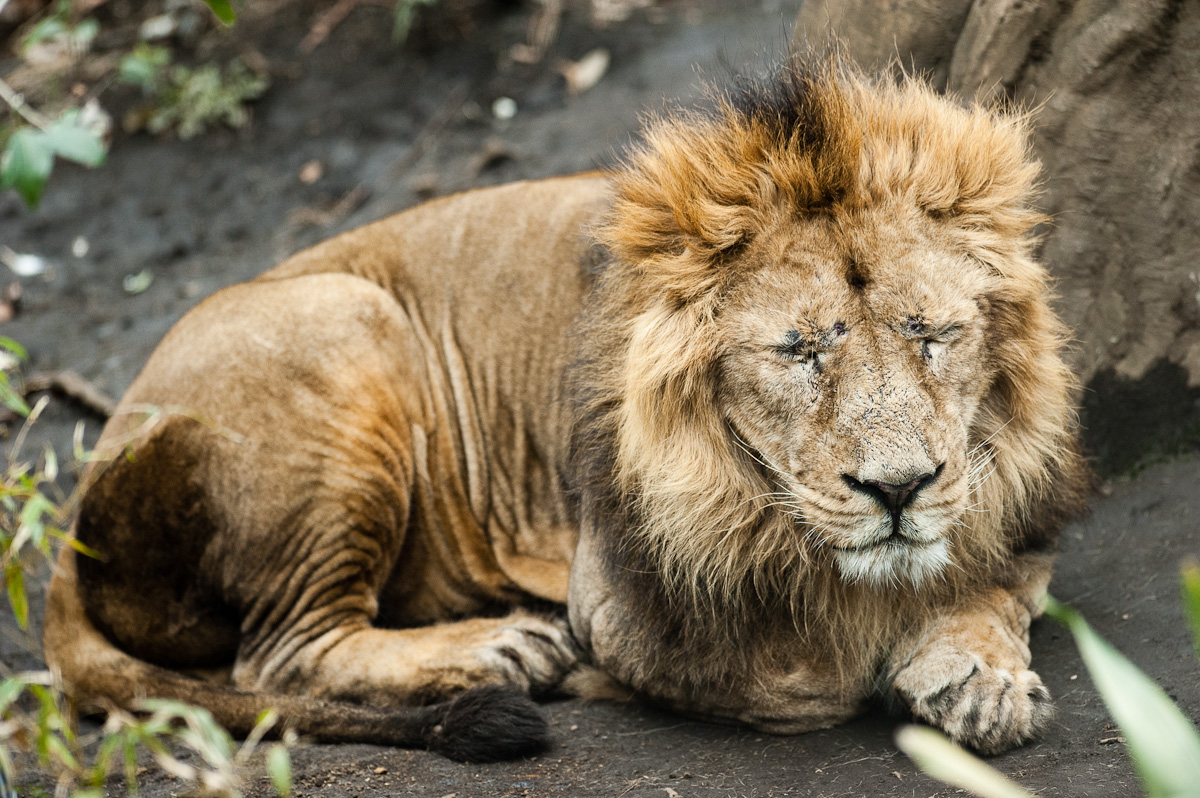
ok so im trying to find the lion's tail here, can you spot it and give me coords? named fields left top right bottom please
left=41, top=551, right=549, bottom=762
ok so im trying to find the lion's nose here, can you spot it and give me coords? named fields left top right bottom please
left=843, top=465, right=942, bottom=516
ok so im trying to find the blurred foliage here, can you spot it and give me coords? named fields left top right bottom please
left=0, top=0, right=250, bottom=208
left=393, top=0, right=438, bottom=42
left=0, top=110, right=106, bottom=208
left=1, top=674, right=293, bottom=798
left=0, top=337, right=95, bottom=630
left=118, top=45, right=267, bottom=139
left=1183, top=559, right=1200, bottom=660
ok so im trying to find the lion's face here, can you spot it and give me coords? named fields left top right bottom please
left=589, top=66, right=1081, bottom=611
left=716, top=203, right=995, bottom=587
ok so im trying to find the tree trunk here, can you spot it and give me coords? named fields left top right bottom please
left=795, top=0, right=1200, bottom=475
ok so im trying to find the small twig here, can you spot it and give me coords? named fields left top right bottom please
left=390, top=82, right=468, bottom=177
left=0, top=74, right=53, bottom=130
left=24, top=371, right=116, bottom=418
left=510, top=0, right=563, bottom=64
left=614, top=722, right=689, bottom=736
left=301, top=0, right=362, bottom=54
left=300, top=0, right=392, bottom=54
left=287, top=184, right=371, bottom=228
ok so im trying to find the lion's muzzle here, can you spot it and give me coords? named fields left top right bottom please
left=841, top=462, right=943, bottom=536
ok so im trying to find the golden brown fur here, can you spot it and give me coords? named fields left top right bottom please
left=43, top=59, right=1089, bottom=760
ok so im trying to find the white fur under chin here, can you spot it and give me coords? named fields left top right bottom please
left=833, top=538, right=951, bottom=589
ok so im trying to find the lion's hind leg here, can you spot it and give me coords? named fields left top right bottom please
left=64, top=273, right=574, bottom=758
left=47, top=546, right=551, bottom=762
left=191, top=275, right=582, bottom=744
left=246, top=612, right=579, bottom=705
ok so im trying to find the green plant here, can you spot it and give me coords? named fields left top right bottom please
left=18, top=1, right=99, bottom=60
left=393, top=0, right=438, bottom=42
left=1183, top=559, right=1200, bottom=659
left=0, top=673, right=293, bottom=798
left=0, top=0, right=109, bottom=208
left=204, top=0, right=238, bottom=25
left=897, top=578, right=1200, bottom=798
left=896, top=725, right=1033, bottom=798
left=0, top=0, right=241, bottom=208
left=0, top=339, right=96, bottom=630
left=0, top=107, right=106, bottom=210
left=118, top=48, right=268, bottom=140
left=0, top=337, right=31, bottom=418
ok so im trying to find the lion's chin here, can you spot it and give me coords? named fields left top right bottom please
left=832, top=538, right=951, bottom=589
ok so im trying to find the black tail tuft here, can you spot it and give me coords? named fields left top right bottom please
left=424, top=685, right=551, bottom=762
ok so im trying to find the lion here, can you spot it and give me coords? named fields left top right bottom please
left=43, top=60, right=1091, bottom=762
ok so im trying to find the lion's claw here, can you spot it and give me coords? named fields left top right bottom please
left=892, top=652, right=1053, bottom=755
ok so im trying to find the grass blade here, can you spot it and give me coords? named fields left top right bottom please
left=895, top=725, right=1035, bottom=798
left=267, top=744, right=291, bottom=797
left=1183, top=560, right=1200, bottom=661
left=4, top=562, right=27, bottom=629
left=202, top=0, right=236, bottom=24
left=1044, top=596, right=1200, bottom=798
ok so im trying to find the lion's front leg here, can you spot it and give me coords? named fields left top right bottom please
left=885, top=587, right=1052, bottom=754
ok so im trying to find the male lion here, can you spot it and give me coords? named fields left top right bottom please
left=44, top=62, right=1090, bottom=761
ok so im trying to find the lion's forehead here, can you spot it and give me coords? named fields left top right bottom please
left=728, top=242, right=988, bottom=343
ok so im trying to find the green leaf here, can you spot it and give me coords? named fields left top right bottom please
left=71, top=18, right=99, bottom=49
left=1044, top=596, right=1200, bottom=798
left=20, top=17, right=67, bottom=52
left=44, top=733, right=78, bottom=771
left=1184, top=560, right=1200, bottom=660
left=5, top=562, right=27, bottom=629
left=124, top=735, right=139, bottom=796
left=123, top=268, right=154, bottom=295
left=393, top=0, right=437, bottom=42
left=119, top=44, right=171, bottom=93
left=44, top=113, right=106, bottom=168
left=895, top=726, right=1035, bottom=798
left=90, top=733, right=123, bottom=784
left=0, top=337, right=29, bottom=361
left=0, top=676, right=29, bottom=714
left=202, top=0, right=237, bottom=24
left=267, top=744, right=292, bottom=797
left=1, top=128, right=55, bottom=208
left=20, top=492, right=55, bottom=546
left=0, top=372, right=31, bottom=417
left=48, top=529, right=103, bottom=560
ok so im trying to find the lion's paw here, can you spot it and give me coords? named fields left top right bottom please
left=891, top=651, right=1053, bottom=755
left=472, top=615, right=579, bottom=696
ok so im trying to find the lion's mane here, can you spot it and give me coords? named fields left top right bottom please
left=568, top=61, right=1089, bottom=676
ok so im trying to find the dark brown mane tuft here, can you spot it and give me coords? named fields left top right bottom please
left=845, top=254, right=870, bottom=290
left=728, top=66, right=827, bottom=150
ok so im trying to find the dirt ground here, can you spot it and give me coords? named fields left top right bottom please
left=1, top=1, right=1198, bottom=796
